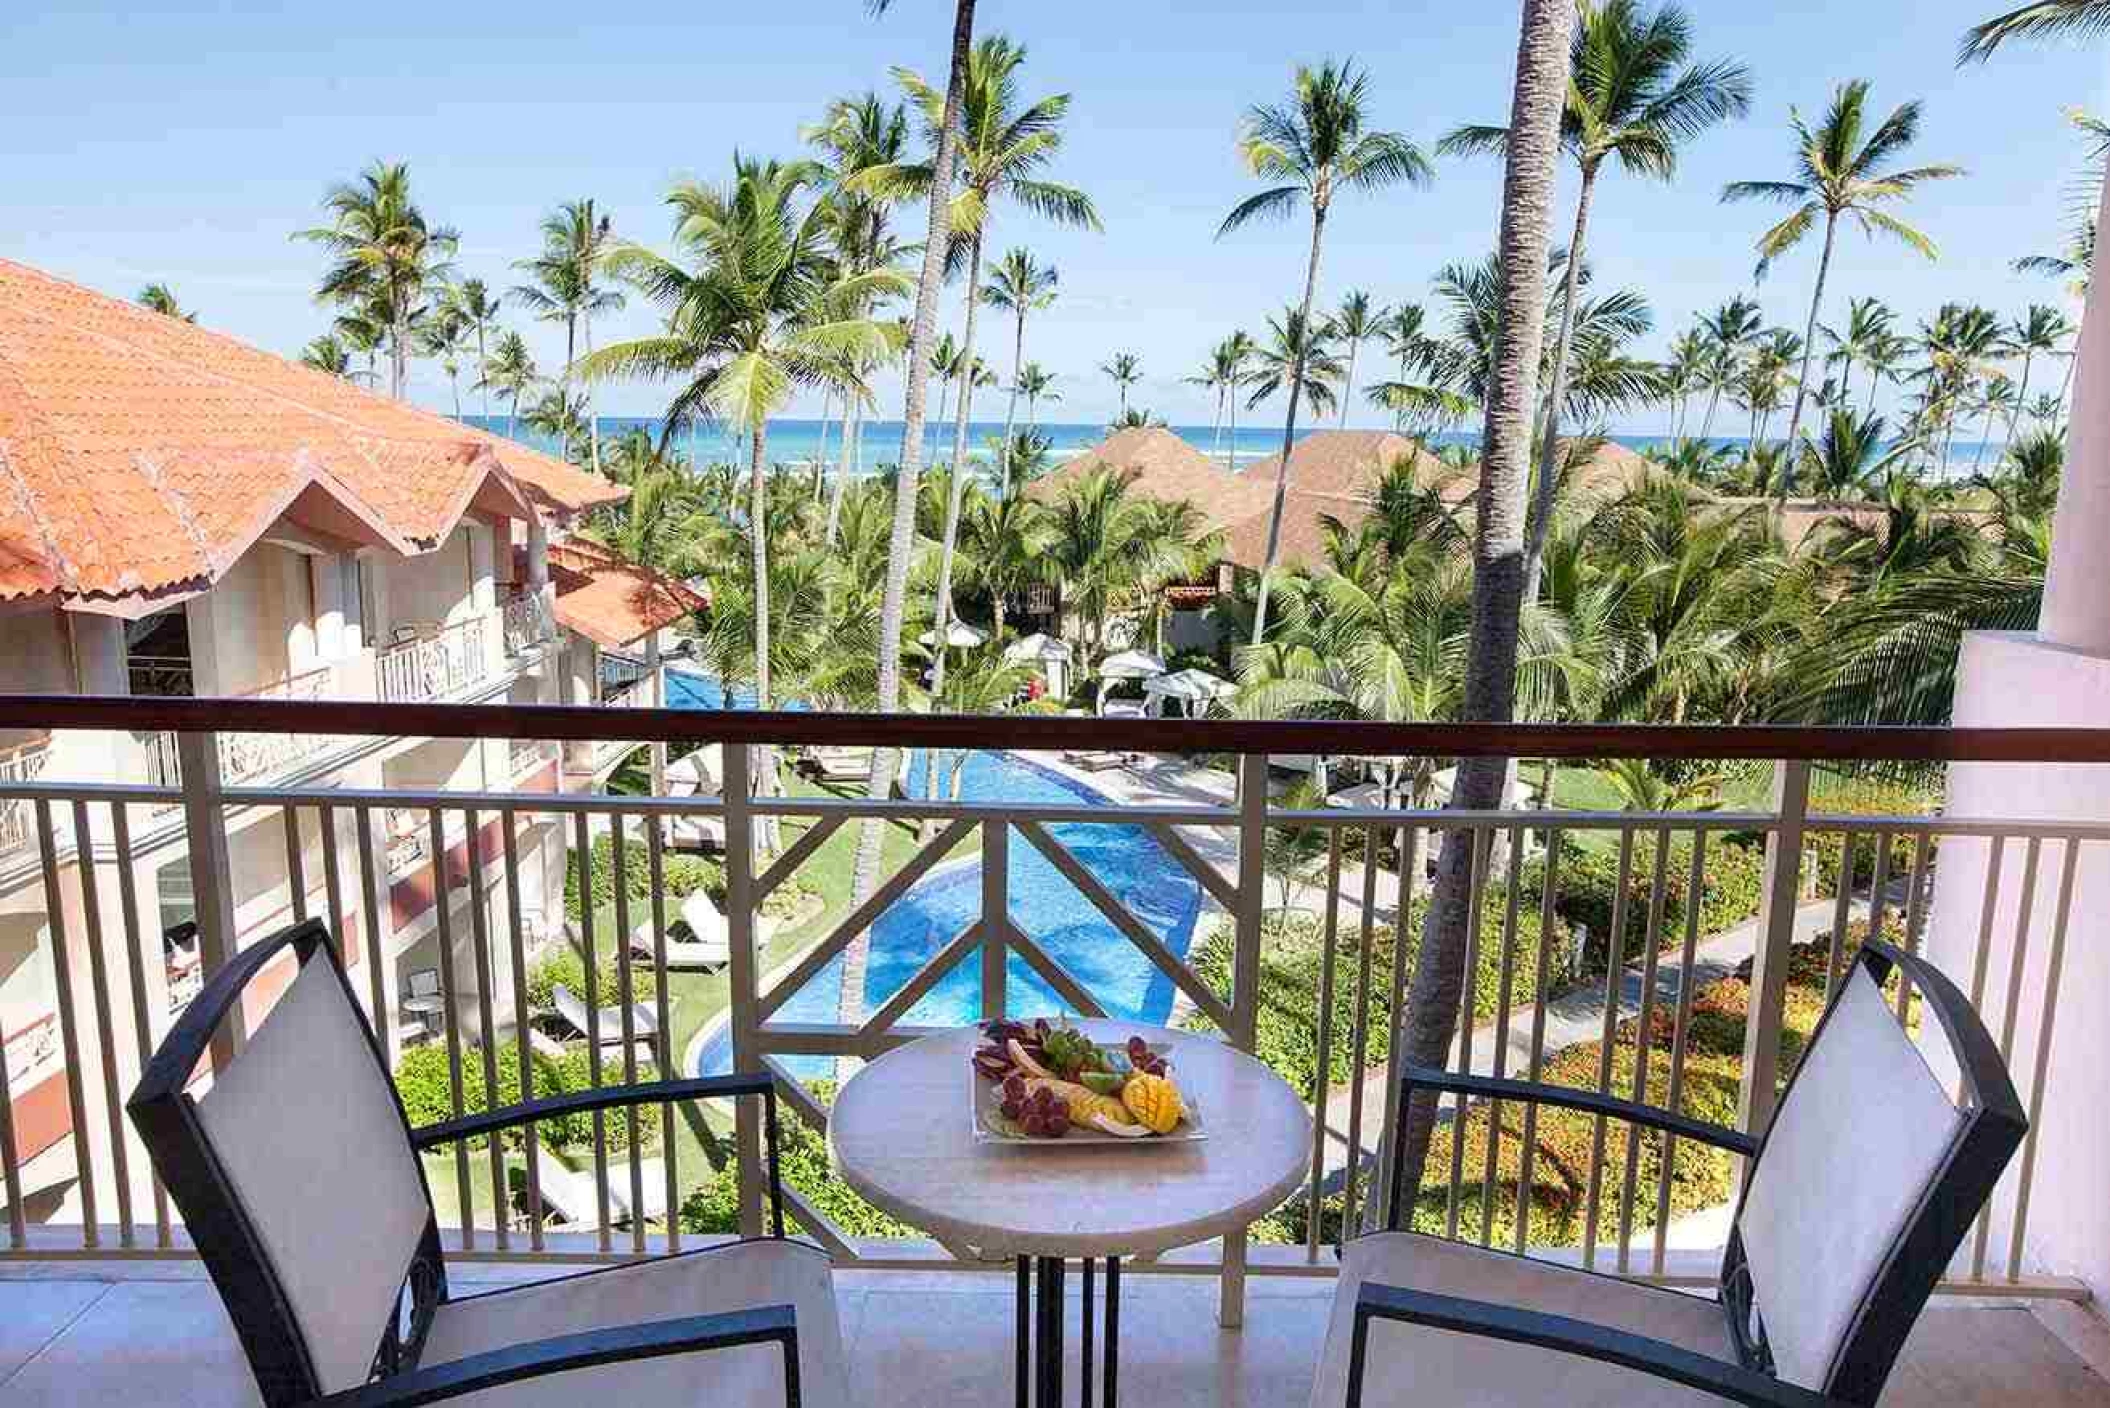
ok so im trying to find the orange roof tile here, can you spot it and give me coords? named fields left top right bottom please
left=1242, top=430, right=1429, bottom=500
left=0, top=258, right=623, bottom=606
left=539, top=540, right=706, bottom=649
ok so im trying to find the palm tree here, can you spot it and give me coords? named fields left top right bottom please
left=1015, top=362, right=1059, bottom=434
left=1796, top=407, right=1911, bottom=498
left=296, top=161, right=458, bottom=401
left=871, top=35, right=1100, bottom=712
left=513, top=199, right=624, bottom=471
left=299, top=334, right=352, bottom=378
left=1661, top=328, right=1710, bottom=441
left=583, top=158, right=905, bottom=837
left=1242, top=308, right=1343, bottom=423
left=1443, top=0, right=1750, bottom=597
left=955, top=482, right=1055, bottom=638
left=1375, top=304, right=1434, bottom=431
left=478, top=331, right=539, bottom=441
left=417, top=302, right=471, bottom=418
left=1694, top=295, right=1763, bottom=441
left=982, top=247, right=1059, bottom=496
left=1218, top=59, right=1434, bottom=646
left=1220, top=330, right=1258, bottom=473
left=1960, top=1, right=2110, bottom=60
left=2004, top=304, right=2074, bottom=444
left=1186, top=349, right=1234, bottom=457
left=137, top=284, right=196, bottom=321
left=1822, top=296, right=1895, bottom=410
left=808, top=89, right=913, bottom=544
left=444, top=279, right=504, bottom=423
left=1395, top=0, right=1576, bottom=1221
left=1101, top=352, right=1142, bottom=418
left=1044, top=467, right=1220, bottom=671
left=333, top=305, right=388, bottom=387
left=1723, top=80, right=1964, bottom=491
left=1328, top=289, right=1383, bottom=426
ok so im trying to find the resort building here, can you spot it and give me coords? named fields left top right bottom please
left=0, top=259, right=696, bottom=1224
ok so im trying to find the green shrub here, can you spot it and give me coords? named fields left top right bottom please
left=678, top=1082, right=917, bottom=1239
left=1183, top=892, right=1576, bottom=1100
left=395, top=1042, right=660, bottom=1154
left=1558, top=835, right=1767, bottom=974
left=525, top=943, right=657, bottom=1012
left=563, top=831, right=718, bottom=922
left=1802, top=778, right=1939, bottom=897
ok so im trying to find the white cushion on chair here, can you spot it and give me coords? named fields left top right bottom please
left=195, top=954, right=432, bottom=1394
left=1737, top=964, right=1965, bottom=1391
left=1309, top=1232, right=1737, bottom=1407
left=422, top=1240, right=850, bottom=1407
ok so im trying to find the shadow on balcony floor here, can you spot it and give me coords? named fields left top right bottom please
left=0, top=1261, right=2102, bottom=1406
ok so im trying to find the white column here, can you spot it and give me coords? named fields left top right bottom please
left=279, top=550, right=317, bottom=674
left=312, top=554, right=346, bottom=663
left=467, top=522, right=497, bottom=614
left=527, top=518, right=550, bottom=593
left=68, top=613, right=129, bottom=695
left=2039, top=177, right=2110, bottom=653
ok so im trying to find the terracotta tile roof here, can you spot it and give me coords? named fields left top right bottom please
left=1242, top=430, right=1430, bottom=501
left=1031, top=427, right=1277, bottom=528
left=1220, top=489, right=1370, bottom=571
left=537, top=539, right=706, bottom=650
left=0, top=258, right=623, bottom=606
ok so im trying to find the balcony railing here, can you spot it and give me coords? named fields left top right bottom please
left=378, top=615, right=492, bottom=703
left=501, top=590, right=556, bottom=656
left=0, top=694, right=2097, bottom=1308
left=140, top=665, right=334, bottom=787
left=0, top=736, right=50, bottom=855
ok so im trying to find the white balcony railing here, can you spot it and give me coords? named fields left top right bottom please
left=0, top=736, right=50, bottom=855
left=378, top=615, right=492, bottom=703
left=140, top=665, right=334, bottom=787
left=0, top=698, right=2094, bottom=1311
left=501, top=590, right=556, bottom=656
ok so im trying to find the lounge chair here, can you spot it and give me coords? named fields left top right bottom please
left=1062, top=748, right=1130, bottom=772
left=127, top=918, right=841, bottom=1408
left=1310, top=939, right=2027, bottom=1408
left=802, top=743, right=874, bottom=782
left=551, top=982, right=659, bottom=1051
left=665, top=810, right=727, bottom=853
left=628, top=891, right=735, bottom=970
left=1098, top=698, right=1147, bottom=719
left=515, top=1148, right=672, bottom=1231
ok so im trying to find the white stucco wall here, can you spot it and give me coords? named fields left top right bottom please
left=1929, top=630, right=2110, bottom=1304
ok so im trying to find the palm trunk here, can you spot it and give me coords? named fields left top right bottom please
left=998, top=302, right=1027, bottom=498
left=584, top=313, right=603, bottom=477
left=930, top=232, right=988, bottom=708
left=560, top=315, right=578, bottom=463
left=1339, top=338, right=1358, bottom=428
left=825, top=390, right=859, bottom=546
left=476, top=326, right=491, bottom=423
left=391, top=315, right=408, bottom=401
left=448, top=369, right=461, bottom=421
left=848, top=0, right=976, bottom=1024
left=1521, top=158, right=1599, bottom=608
left=1778, top=212, right=1838, bottom=499
left=1699, top=383, right=1723, bottom=444
left=1393, top=0, right=1574, bottom=1220
left=2005, top=351, right=2035, bottom=455
left=749, top=425, right=779, bottom=855
left=1249, top=202, right=1329, bottom=648
left=812, top=390, right=834, bottom=503
left=1224, top=377, right=1239, bottom=475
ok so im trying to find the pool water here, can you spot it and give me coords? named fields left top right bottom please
left=668, top=669, right=1207, bottom=1078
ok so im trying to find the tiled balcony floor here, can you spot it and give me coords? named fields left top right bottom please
left=0, top=1259, right=2104, bottom=1406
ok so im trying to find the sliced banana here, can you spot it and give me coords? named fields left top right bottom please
left=1091, top=1113, right=1148, bottom=1138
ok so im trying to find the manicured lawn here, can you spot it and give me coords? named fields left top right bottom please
left=421, top=768, right=962, bottom=1235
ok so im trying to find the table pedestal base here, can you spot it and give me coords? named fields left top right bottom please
left=1014, top=1255, right=1119, bottom=1408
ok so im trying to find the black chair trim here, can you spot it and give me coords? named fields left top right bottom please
left=309, top=1305, right=801, bottom=1408
left=1346, top=1282, right=1851, bottom=1408
left=410, top=1074, right=789, bottom=1240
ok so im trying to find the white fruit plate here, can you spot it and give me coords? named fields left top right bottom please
left=970, top=1044, right=1206, bottom=1147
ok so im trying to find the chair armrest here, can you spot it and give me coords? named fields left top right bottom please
left=1401, top=1066, right=1756, bottom=1157
left=410, top=1073, right=788, bottom=1237
left=314, top=1305, right=800, bottom=1408
left=1348, top=1283, right=1844, bottom=1408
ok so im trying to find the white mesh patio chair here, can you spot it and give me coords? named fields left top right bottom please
left=1312, top=939, right=2027, bottom=1408
left=128, top=918, right=845, bottom=1408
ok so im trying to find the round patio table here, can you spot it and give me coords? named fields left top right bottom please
left=830, top=1020, right=1310, bottom=1408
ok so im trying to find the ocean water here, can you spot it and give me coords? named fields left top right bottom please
left=469, top=414, right=2004, bottom=482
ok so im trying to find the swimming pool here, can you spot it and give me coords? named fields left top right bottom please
left=669, top=668, right=1207, bottom=1077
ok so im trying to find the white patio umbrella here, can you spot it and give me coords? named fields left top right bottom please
left=918, top=621, right=989, bottom=650
left=1142, top=666, right=1236, bottom=719
left=663, top=744, right=722, bottom=796
left=1001, top=632, right=1072, bottom=665
left=1097, top=649, right=1165, bottom=680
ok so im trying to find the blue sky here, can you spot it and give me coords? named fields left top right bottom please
left=5, top=1, right=2107, bottom=431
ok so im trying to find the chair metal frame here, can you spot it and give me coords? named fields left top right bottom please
left=1349, top=940, right=2027, bottom=1408
left=128, top=919, right=794, bottom=1408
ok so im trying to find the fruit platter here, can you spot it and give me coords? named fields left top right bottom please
left=970, top=1017, right=1203, bottom=1145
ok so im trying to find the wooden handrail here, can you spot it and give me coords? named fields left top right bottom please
left=4, top=693, right=2110, bottom=763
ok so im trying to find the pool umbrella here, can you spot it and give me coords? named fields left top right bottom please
left=1097, top=649, right=1165, bottom=680
left=918, top=621, right=989, bottom=650
left=1142, top=666, right=1236, bottom=718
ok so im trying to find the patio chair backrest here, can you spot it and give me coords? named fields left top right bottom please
left=1724, top=941, right=2025, bottom=1404
left=128, top=921, right=443, bottom=1406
